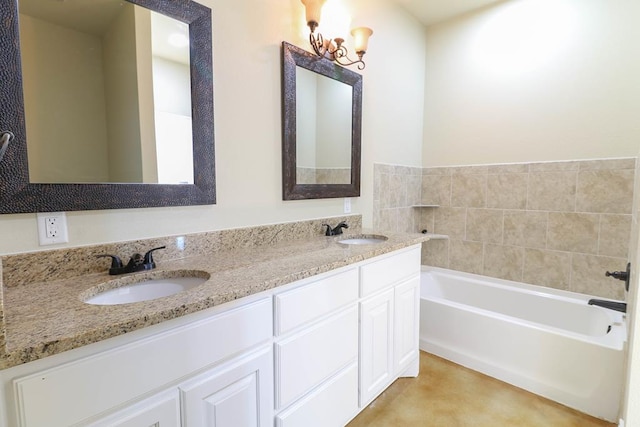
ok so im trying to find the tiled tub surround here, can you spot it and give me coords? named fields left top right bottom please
left=373, top=159, right=635, bottom=300
left=422, top=159, right=635, bottom=300
left=0, top=214, right=430, bottom=369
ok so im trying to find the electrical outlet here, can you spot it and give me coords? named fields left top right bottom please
left=37, top=212, right=69, bottom=245
left=344, top=198, right=351, bottom=214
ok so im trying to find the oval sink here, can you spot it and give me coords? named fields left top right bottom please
left=338, top=235, right=388, bottom=245
left=83, top=275, right=209, bottom=305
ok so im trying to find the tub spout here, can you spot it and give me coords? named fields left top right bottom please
left=588, top=299, right=626, bottom=313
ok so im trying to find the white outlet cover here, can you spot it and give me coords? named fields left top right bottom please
left=37, top=212, right=69, bottom=245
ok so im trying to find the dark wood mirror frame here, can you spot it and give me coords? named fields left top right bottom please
left=0, top=0, right=215, bottom=214
left=281, top=41, right=362, bottom=200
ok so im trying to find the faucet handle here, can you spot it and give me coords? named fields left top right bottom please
left=322, top=224, right=332, bottom=236
left=96, top=254, right=123, bottom=269
left=143, top=246, right=166, bottom=267
left=96, top=254, right=124, bottom=274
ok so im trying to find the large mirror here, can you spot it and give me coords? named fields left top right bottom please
left=281, top=41, right=362, bottom=200
left=0, top=0, right=215, bottom=213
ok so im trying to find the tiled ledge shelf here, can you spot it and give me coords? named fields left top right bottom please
left=422, top=233, right=448, bottom=240
left=411, top=205, right=440, bottom=208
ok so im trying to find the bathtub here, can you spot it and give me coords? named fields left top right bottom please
left=419, top=267, right=627, bottom=422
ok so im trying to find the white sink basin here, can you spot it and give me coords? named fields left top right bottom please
left=84, top=276, right=208, bottom=305
left=338, top=235, right=388, bottom=245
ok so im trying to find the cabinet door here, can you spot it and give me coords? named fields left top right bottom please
left=180, top=346, right=273, bottom=427
left=394, top=276, right=420, bottom=375
left=87, top=389, right=180, bottom=427
left=359, top=288, right=394, bottom=407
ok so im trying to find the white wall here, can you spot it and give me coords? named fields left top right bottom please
left=423, top=0, right=640, bottom=167
left=0, top=0, right=426, bottom=255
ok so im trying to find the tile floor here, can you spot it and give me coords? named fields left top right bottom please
left=347, top=352, right=616, bottom=427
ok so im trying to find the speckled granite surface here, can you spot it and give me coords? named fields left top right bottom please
left=0, top=215, right=429, bottom=370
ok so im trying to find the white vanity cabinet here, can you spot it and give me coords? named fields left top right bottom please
left=273, top=268, right=360, bottom=427
left=0, top=244, right=422, bottom=427
left=359, top=247, right=421, bottom=407
left=4, top=296, right=274, bottom=427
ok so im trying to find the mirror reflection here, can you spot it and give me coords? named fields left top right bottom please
left=19, top=0, right=193, bottom=184
left=295, top=66, right=352, bottom=185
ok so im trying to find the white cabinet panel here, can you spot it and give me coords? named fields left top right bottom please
left=180, top=346, right=273, bottom=427
left=394, top=276, right=420, bottom=375
left=360, top=247, right=420, bottom=297
left=274, top=268, right=358, bottom=335
left=88, top=389, right=180, bottom=427
left=275, top=363, right=358, bottom=427
left=13, top=298, right=272, bottom=427
left=359, top=288, right=394, bottom=407
left=275, top=307, right=358, bottom=410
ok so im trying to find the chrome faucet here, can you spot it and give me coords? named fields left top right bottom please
left=322, top=221, right=349, bottom=236
left=97, top=246, right=166, bottom=275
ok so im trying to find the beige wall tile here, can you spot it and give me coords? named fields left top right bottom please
left=503, top=211, right=548, bottom=249
left=422, top=175, right=451, bottom=207
left=579, top=158, right=635, bottom=171
left=547, top=212, right=599, bottom=254
left=450, top=166, right=489, bottom=175
left=373, top=168, right=382, bottom=202
left=419, top=209, right=435, bottom=234
left=483, top=244, right=524, bottom=282
left=576, top=169, right=634, bottom=214
left=397, top=208, right=416, bottom=233
left=378, top=208, right=397, bottom=232
left=487, top=173, right=528, bottom=209
left=527, top=171, right=577, bottom=211
left=422, top=239, right=449, bottom=268
left=449, top=239, right=483, bottom=274
left=372, top=200, right=381, bottom=230
left=599, top=214, right=632, bottom=258
left=529, top=161, right=580, bottom=172
left=389, top=174, right=407, bottom=208
left=523, top=249, right=571, bottom=290
left=434, top=207, right=467, bottom=239
left=423, top=167, right=452, bottom=176
left=466, top=209, right=503, bottom=244
left=407, top=174, right=422, bottom=206
left=571, top=254, right=626, bottom=300
left=379, top=173, right=391, bottom=209
left=488, top=164, right=529, bottom=174
left=451, top=174, right=486, bottom=208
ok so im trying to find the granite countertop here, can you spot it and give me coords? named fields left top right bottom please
left=1, top=231, right=429, bottom=370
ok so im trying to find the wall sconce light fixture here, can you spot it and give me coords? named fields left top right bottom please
left=301, top=0, right=373, bottom=70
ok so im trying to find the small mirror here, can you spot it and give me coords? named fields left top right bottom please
left=282, top=41, right=362, bottom=200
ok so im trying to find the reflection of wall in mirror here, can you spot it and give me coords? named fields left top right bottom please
left=151, top=53, right=193, bottom=184
left=20, top=13, right=111, bottom=183
left=295, top=66, right=352, bottom=185
left=19, top=2, right=193, bottom=184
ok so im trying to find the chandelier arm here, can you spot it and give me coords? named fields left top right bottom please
left=308, top=31, right=366, bottom=69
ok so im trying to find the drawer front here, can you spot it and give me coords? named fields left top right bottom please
left=275, top=363, right=358, bottom=427
left=87, top=389, right=181, bottom=427
left=360, top=246, right=420, bottom=297
left=274, top=268, right=358, bottom=335
left=275, top=306, right=358, bottom=410
left=13, top=297, right=272, bottom=427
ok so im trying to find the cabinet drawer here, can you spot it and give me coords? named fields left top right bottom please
left=274, top=268, right=358, bottom=335
left=360, top=246, right=420, bottom=297
left=87, top=389, right=180, bottom=427
left=275, top=363, right=358, bottom=427
left=275, top=306, right=358, bottom=410
left=13, top=297, right=272, bottom=427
